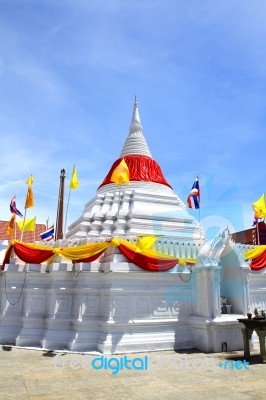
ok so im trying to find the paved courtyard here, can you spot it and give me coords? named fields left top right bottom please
left=0, top=345, right=265, bottom=400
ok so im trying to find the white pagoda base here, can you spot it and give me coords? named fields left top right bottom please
left=1, top=233, right=265, bottom=354
left=0, top=248, right=194, bottom=353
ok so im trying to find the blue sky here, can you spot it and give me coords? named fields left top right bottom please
left=0, top=0, right=265, bottom=239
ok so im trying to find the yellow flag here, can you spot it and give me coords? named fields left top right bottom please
left=252, top=194, right=266, bottom=218
left=69, top=165, right=79, bottom=189
left=25, top=187, right=34, bottom=208
left=25, top=175, right=34, bottom=208
left=110, top=158, right=130, bottom=185
left=26, top=175, right=34, bottom=187
left=17, top=217, right=36, bottom=232
left=7, top=214, right=16, bottom=236
left=136, top=236, right=157, bottom=252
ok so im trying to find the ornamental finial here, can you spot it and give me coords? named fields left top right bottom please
left=119, top=99, right=152, bottom=157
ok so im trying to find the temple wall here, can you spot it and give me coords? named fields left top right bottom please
left=0, top=254, right=195, bottom=354
left=249, top=270, right=266, bottom=312
left=0, top=241, right=265, bottom=354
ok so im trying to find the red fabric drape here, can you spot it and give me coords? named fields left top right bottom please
left=118, top=243, right=178, bottom=272
left=2, top=244, right=14, bottom=270
left=250, top=250, right=266, bottom=271
left=98, top=155, right=172, bottom=189
left=13, top=242, right=55, bottom=265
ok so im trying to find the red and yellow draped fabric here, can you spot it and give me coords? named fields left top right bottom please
left=59, top=242, right=110, bottom=262
left=1, top=241, right=109, bottom=270
left=111, top=238, right=196, bottom=272
left=99, top=155, right=172, bottom=189
left=6, top=237, right=266, bottom=272
left=245, top=245, right=266, bottom=271
left=1, top=238, right=196, bottom=272
left=13, top=242, right=55, bottom=264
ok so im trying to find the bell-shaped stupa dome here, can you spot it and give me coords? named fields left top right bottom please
left=98, top=99, right=172, bottom=189
left=67, top=99, right=204, bottom=244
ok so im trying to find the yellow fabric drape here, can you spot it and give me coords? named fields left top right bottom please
left=110, top=158, right=130, bottom=184
left=244, top=245, right=266, bottom=260
left=136, top=235, right=157, bottom=252
left=11, top=240, right=55, bottom=252
left=59, top=242, right=110, bottom=260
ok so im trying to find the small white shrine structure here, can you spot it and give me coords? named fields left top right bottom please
left=0, top=101, right=265, bottom=354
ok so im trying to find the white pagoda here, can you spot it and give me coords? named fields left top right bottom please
left=67, top=99, right=204, bottom=246
left=0, top=100, right=264, bottom=355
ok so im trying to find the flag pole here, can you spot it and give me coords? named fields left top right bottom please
left=115, top=184, right=122, bottom=237
left=21, top=175, right=34, bottom=242
left=14, top=215, right=17, bottom=240
left=20, top=209, right=27, bottom=242
left=55, top=169, right=66, bottom=241
left=199, top=206, right=202, bottom=245
left=197, top=174, right=202, bottom=245
left=256, top=221, right=260, bottom=245
left=64, top=188, right=71, bottom=239
left=63, top=165, right=79, bottom=239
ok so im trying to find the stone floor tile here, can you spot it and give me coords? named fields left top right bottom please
left=0, top=346, right=265, bottom=400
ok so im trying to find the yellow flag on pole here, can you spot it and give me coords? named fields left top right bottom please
left=26, top=175, right=34, bottom=187
left=69, top=165, right=79, bottom=189
left=252, top=194, right=266, bottom=219
left=110, top=158, right=130, bottom=185
left=25, top=187, right=34, bottom=208
left=7, top=214, right=16, bottom=236
left=25, top=175, right=34, bottom=208
left=17, top=217, right=36, bottom=232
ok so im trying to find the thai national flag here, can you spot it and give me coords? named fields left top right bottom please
left=253, top=212, right=260, bottom=226
left=187, top=177, right=200, bottom=209
left=253, top=218, right=258, bottom=226
left=10, top=196, right=23, bottom=217
left=40, top=225, right=54, bottom=241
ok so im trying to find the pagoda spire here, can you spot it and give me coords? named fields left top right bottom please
left=120, top=99, right=152, bottom=158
